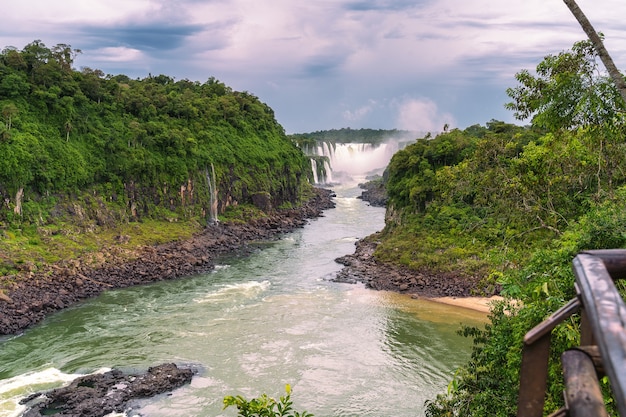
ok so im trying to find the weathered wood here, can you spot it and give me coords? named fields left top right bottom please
left=524, top=298, right=580, bottom=345
left=518, top=298, right=581, bottom=416
left=574, top=346, right=604, bottom=377
left=573, top=254, right=626, bottom=417
left=562, top=349, right=609, bottom=417
left=582, top=249, right=626, bottom=279
left=517, top=333, right=552, bottom=417
left=578, top=305, right=594, bottom=346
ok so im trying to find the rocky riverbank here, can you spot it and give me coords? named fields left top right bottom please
left=356, top=176, right=387, bottom=207
left=334, top=235, right=498, bottom=299
left=0, top=188, right=336, bottom=335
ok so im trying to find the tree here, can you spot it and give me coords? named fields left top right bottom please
left=0, top=73, right=29, bottom=98
left=1, top=103, right=18, bottom=130
left=562, top=0, right=626, bottom=103
left=51, top=43, right=81, bottom=72
left=64, top=119, right=72, bottom=141
left=505, top=39, right=625, bottom=130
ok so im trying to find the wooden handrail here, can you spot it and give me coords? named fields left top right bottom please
left=517, top=250, right=626, bottom=417
left=573, top=253, right=626, bottom=417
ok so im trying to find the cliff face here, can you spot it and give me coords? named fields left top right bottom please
left=0, top=41, right=319, bottom=283
left=0, top=188, right=336, bottom=335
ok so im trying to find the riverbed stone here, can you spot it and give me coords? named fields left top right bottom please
left=332, top=236, right=488, bottom=298
left=20, top=363, right=194, bottom=417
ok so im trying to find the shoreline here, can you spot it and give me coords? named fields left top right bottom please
left=0, top=188, right=336, bottom=335
left=0, top=187, right=500, bottom=335
left=348, top=180, right=502, bottom=312
left=427, top=295, right=503, bottom=314
left=334, top=237, right=500, bottom=301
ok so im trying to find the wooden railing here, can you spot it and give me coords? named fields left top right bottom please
left=517, top=249, right=626, bottom=417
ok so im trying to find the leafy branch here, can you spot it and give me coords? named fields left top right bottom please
left=223, top=384, right=314, bottom=417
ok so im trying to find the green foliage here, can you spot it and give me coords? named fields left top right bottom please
left=0, top=40, right=312, bottom=231
left=426, top=188, right=626, bottom=416
left=505, top=38, right=625, bottom=130
left=223, top=385, right=313, bottom=417
left=378, top=120, right=555, bottom=282
left=411, top=40, right=626, bottom=416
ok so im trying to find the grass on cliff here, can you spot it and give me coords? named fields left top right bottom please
left=0, top=219, right=202, bottom=282
left=0, top=190, right=313, bottom=283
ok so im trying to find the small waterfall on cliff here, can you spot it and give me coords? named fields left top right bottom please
left=310, top=159, right=318, bottom=184
left=307, top=141, right=403, bottom=185
left=204, top=164, right=219, bottom=224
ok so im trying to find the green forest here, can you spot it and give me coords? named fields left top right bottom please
left=372, top=40, right=626, bottom=416
left=0, top=40, right=312, bottom=273
left=289, top=127, right=418, bottom=146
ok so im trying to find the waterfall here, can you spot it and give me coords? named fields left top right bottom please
left=306, top=141, right=403, bottom=185
left=324, top=159, right=333, bottom=183
left=310, top=159, right=319, bottom=184
left=205, top=164, right=219, bottom=224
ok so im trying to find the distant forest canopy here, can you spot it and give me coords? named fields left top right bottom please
left=288, top=127, right=423, bottom=149
left=0, top=40, right=311, bottom=227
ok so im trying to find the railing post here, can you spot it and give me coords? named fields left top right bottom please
left=561, top=349, right=608, bottom=417
left=517, top=333, right=551, bottom=416
left=573, top=253, right=626, bottom=417
left=517, top=250, right=626, bottom=416
left=517, top=298, right=581, bottom=417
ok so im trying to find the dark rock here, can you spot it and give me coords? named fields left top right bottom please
left=20, top=363, right=194, bottom=417
left=251, top=192, right=272, bottom=212
left=332, top=236, right=484, bottom=298
left=357, top=177, right=388, bottom=207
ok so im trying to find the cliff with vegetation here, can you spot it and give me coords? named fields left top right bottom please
left=362, top=40, right=626, bottom=416
left=0, top=40, right=314, bottom=279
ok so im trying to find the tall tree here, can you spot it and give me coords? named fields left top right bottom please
left=562, top=0, right=626, bottom=104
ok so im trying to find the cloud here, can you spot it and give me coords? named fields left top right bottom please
left=81, top=23, right=207, bottom=51
left=342, top=100, right=378, bottom=122
left=343, top=0, right=430, bottom=12
left=1, top=0, right=626, bottom=134
left=395, top=98, right=455, bottom=132
left=90, top=46, right=145, bottom=63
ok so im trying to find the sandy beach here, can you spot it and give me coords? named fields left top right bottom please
left=429, top=295, right=504, bottom=313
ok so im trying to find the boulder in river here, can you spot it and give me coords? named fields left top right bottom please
left=20, top=363, right=194, bottom=417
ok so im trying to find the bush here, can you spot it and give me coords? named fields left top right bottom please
left=223, top=385, right=313, bottom=417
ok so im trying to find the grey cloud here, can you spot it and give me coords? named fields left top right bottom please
left=298, top=53, right=349, bottom=78
left=344, top=0, right=431, bottom=12
left=79, top=22, right=207, bottom=51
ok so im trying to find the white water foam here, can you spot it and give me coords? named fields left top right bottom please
left=212, top=264, right=231, bottom=271
left=193, top=280, right=271, bottom=304
left=0, top=367, right=112, bottom=417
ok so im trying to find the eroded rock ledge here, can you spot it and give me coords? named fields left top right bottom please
left=334, top=236, right=495, bottom=298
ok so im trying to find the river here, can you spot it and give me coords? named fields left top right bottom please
left=0, top=180, right=487, bottom=417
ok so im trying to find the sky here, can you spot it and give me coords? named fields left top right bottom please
left=1, top=0, right=625, bottom=134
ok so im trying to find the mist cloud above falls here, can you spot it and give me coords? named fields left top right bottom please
left=396, top=98, right=456, bottom=133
